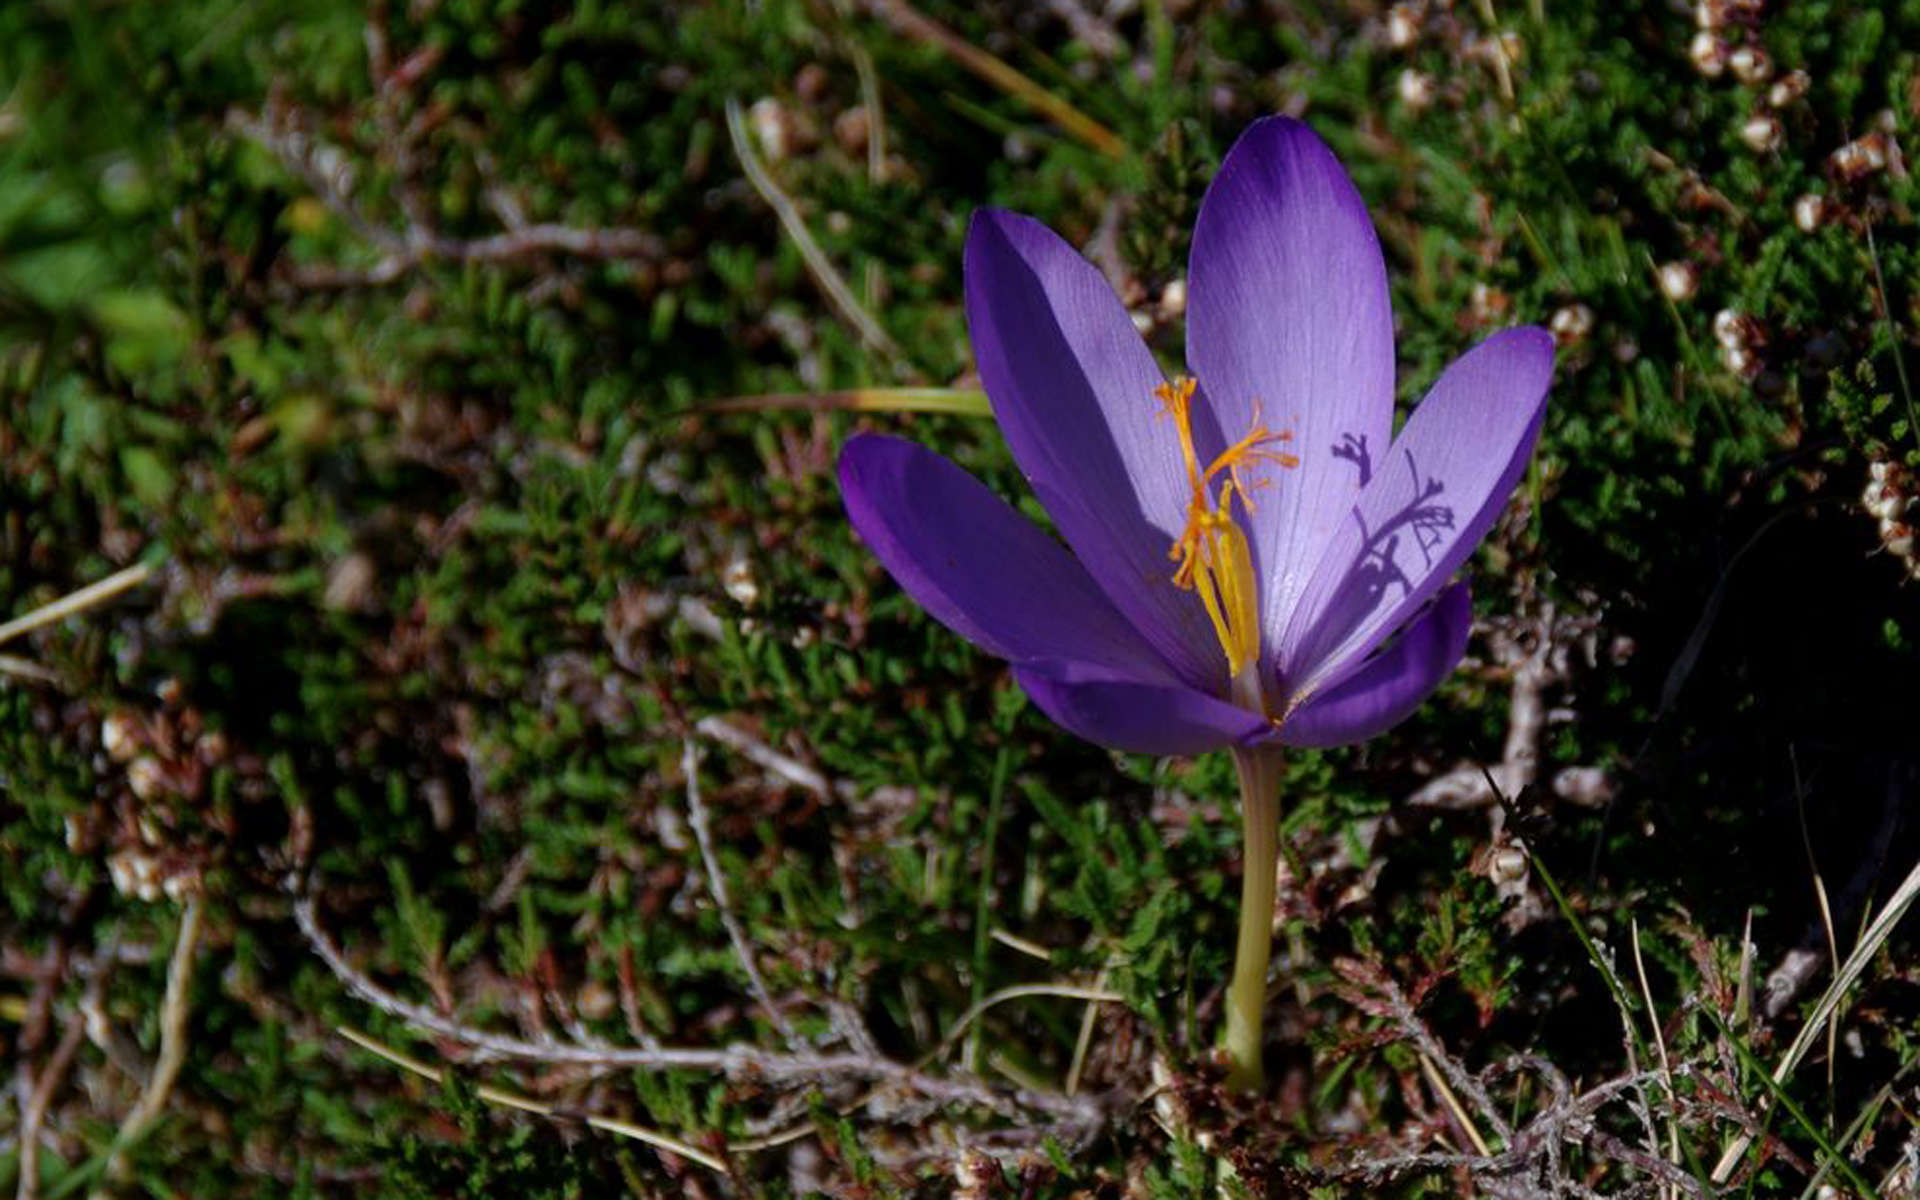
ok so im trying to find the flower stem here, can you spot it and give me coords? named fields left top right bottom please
left=1223, top=744, right=1284, bottom=1091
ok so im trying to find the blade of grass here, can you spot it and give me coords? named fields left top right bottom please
left=724, top=96, right=905, bottom=367
left=0, top=561, right=154, bottom=648
left=1489, top=769, right=1715, bottom=1191
left=1711, top=856, right=1920, bottom=1184
left=862, top=0, right=1126, bottom=158
left=338, top=1026, right=731, bottom=1174
left=1632, top=919, right=1683, bottom=1200
left=1698, top=1006, right=1879, bottom=1199
left=703, top=387, right=991, bottom=417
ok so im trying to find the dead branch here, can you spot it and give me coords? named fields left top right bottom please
left=226, top=104, right=663, bottom=290
left=681, top=738, right=796, bottom=1043
left=292, top=892, right=1098, bottom=1127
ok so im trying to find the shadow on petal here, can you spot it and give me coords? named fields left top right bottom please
left=1014, top=659, right=1273, bottom=756
left=1279, top=580, right=1473, bottom=748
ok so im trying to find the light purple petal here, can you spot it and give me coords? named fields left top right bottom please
left=1014, top=659, right=1273, bottom=756
left=1282, top=327, right=1553, bottom=697
left=1186, top=117, right=1397, bottom=663
left=1278, top=580, right=1472, bottom=748
left=839, top=434, right=1178, bottom=683
left=966, top=209, right=1222, bottom=691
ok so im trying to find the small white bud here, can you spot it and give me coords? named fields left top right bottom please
left=1690, top=31, right=1729, bottom=78
left=1740, top=114, right=1783, bottom=153
left=1769, top=69, right=1809, bottom=107
left=1712, top=308, right=1748, bottom=348
left=748, top=97, right=792, bottom=162
left=721, top=557, right=759, bottom=608
left=101, top=712, right=140, bottom=762
left=1470, top=281, right=1511, bottom=321
left=1656, top=260, right=1699, bottom=302
left=1793, top=193, right=1829, bottom=232
left=1397, top=68, right=1436, bottom=109
left=1549, top=303, right=1595, bottom=345
left=1720, top=343, right=1755, bottom=376
left=1884, top=523, right=1915, bottom=558
left=1385, top=3, right=1421, bottom=48
left=128, top=755, right=167, bottom=801
left=1729, top=44, right=1772, bottom=84
left=1488, top=846, right=1529, bottom=887
left=161, top=869, right=202, bottom=904
left=1158, top=277, right=1187, bottom=319
left=1861, top=482, right=1905, bottom=521
left=1830, top=132, right=1890, bottom=180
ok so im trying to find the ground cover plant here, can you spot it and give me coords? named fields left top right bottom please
left=2, top=0, right=1918, bottom=1195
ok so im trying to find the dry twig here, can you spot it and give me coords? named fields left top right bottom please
left=96, top=900, right=203, bottom=1191
left=681, top=738, right=796, bottom=1043
left=292, top=893, right=1098, bottom=1125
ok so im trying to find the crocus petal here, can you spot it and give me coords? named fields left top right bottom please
left=1186, top=117, right=1396, bottom=660
left=1013, top=659, right=1274, bottom=756
left=1283, top=327, right=1553, bottom=696
left=1278, top=580, right=1472, bottom=748
left=966, top=209, right=1222, bottom=691
left=839, top=433, right=1178, bottom=683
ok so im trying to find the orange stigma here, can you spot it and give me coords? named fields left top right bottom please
left=1155, top=376, right=1299, bottom=678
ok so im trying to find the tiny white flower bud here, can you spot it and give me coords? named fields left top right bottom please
left=1549, top=303, right=1595, bottom=345
left=161, top=870, right=202, bottom=904
left=1793, top=193, right=1829, bottom=232
left=1712, top=308, right=1752, bottom=348
left=1720, top=343, right=1755, bottom=376
left=1830, top=132, right=1890, bottom=180
left=1740, top=114, right=1783, bottom=153
left=722, top=557, right=759, bottom=608
left=1729, top=44, right=1772, bottom=84
left=1862, top=482, right=1905, bottom=521
left=101, top=712, right=140, bottom=762
left=1385, top=3, right=1421, bottom=48
left=1397, top=68, right=1436, bottom=109
left=749, top=97, right=793, bottom=162
left=1158, top=277, right=1187, bottom=319
left=1769, top=69, right=1809, bottom=107
left=1690, top=31, right=1729, bottom=78
left=128, top=755, right=166, bottom=801
left=1470, top=281, right=1511, bottom=322
left=1884, top=522, right=1915, bottom=558
left=1489, top=846, right=1529, bottom=887
left=1656, top=261, right=1698, bottom=302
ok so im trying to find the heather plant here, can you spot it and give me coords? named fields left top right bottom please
left=2, top=1, right=1918, bottom=1196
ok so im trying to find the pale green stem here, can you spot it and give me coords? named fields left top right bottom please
left=1223, top=742, right=1284, bottom=1091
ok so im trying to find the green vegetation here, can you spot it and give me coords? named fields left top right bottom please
left=2, top=0, right=1917, bottom=1193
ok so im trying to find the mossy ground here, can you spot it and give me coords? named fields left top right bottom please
left=2, top=1, right=1918, bottom=1195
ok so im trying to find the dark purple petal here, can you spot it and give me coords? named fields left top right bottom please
left=1278, top=580, right=1472, bottom=748
left=966, top=209, right=1222, bottom=691
left=839, top=434, right=1178, bottom=682
left=1014, top=659, right=1274, bottom=756
left=1186, top=117, right=1397, bottom=660
left=1280, top=327, right=1553, bottom=696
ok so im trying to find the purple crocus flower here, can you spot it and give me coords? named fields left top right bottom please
left=838, top=117, right=1553, bottom=759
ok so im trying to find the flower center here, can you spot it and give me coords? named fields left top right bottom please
left=1155, top=377, right=1299, bottom=681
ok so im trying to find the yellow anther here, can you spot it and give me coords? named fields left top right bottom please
left=1154, top=377, right=1299, bottom=677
